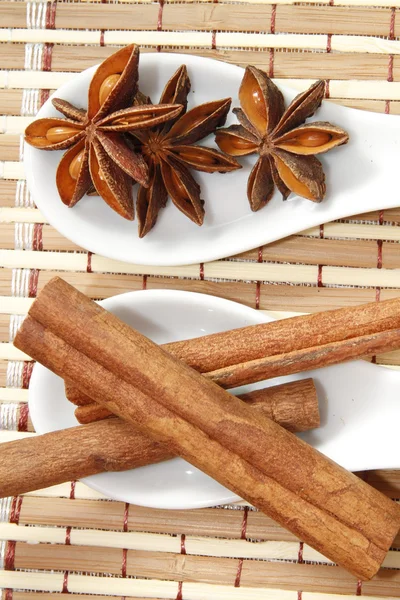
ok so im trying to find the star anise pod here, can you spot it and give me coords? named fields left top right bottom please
left=24, top=45, right=183, bottom=220
left=215, top=66, right=349, bottom=210
left=130, top=65, right=241, bottom=237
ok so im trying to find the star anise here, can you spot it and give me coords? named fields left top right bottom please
left=130, top=65, right=241, bottom=237
left=24, top=45, right=183, bottom=220
left=215, top=66, right=349, bottom=210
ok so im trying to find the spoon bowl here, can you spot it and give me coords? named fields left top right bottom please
left=29, top=289, right=400, bottom=508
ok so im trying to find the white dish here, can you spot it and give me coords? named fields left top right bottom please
left=29, top=289, right=400, bottom=509
left=24, top=53, right=400, bottom=267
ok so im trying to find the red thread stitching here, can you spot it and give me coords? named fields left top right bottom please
left=174, top=532, right=187, bottom=598
left=317, top=224, right=324, bottom=288
left=157, top=0, right=165, bottom=52
left=123, top=502, right=129, bottom=532
left=43, top=1, right=56, bottom=88
left=268, top=5, right=277, bottom=77
left=270, top=4, right=276, bottom=34
left=234, top=559, right=244, bottom=587
left=356, top=580, right=363, bottom=596
left=4, top=542, right=16, bottom=571
left=199, top=263, right=204, bottom=280
left=69, top=481, right=76, bottom=500
left=390, top=7, right=396, bottom=39
left=176, top=582, right=183, bottom=600
left=326, top=33, right=332, bottom=53
left=5, top=496, right=23, bottom=572
left=387, top=55, right=394, bottom=83
left=42, top=43, right=53, bottom=72
left=142, top=274, right=148, bottom=290
left=86, top=251, right=93, bottom=273
left=268, top=49, right=275, bottom=78
left=298, top=541, right=304, bottom=563
left=4, top=590, right=13, bottom=600
left=234, top=507, right=249, bottom=587
left=240, top=506, right=249, bottom=539
left=386, top=8, right=396, bottom=113
left=40, top=89, right=50, bottom=107
left=180, top=533, right=186, bottom=554
left=157, top=0, right=164, bottom=30
left=62, top=571, right=69, bottom=593
left=324, top=80, right=330, bottom=100
left=65, top=526, right=71, bottom=546
left=373, top=213, right=384, bottom=360
left=377, top=239, right=383, bottom=269
left=17, top=403, right=29, bottom=432
left=32, top=223, right=43, bottom=251
left=10, top=496, right=22, bottom=525
left=211, top=0, right=218, bottom=49
left=121, top=503, right=129, bottom=577
left=22, top=362, right=34, bottom=389
left=28, top=269, right=39, bottom=298
left=255, top=246, right=262, bottom=309
left=255, top=282, right=261, bottom=310
left=99, top=0, right=107, bottom=45
left=317, top=265, right=323, bottom=287
left=297, top=541, right=304, bottom=599
left=63, top=482, right=75, bottom=593
left=46, top=0, right=57, bottom=28
left=121, top=548, right=128, bottom=578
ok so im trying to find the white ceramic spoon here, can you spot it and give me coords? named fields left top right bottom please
left=23, top=53, right=400, bottom=266
left=29, top=290, right=400, bottom=509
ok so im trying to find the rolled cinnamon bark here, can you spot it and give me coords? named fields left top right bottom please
left=168, top=295, right=400, bottom=372
left=14, top=278, right=400, bottom=581
left=0, top=419, right=168, bottom=498
left=74, top=378, right=319, bottom=432
left=0, top=380, right=318, bottom=498
left=65, top=294, right=400, bottom=423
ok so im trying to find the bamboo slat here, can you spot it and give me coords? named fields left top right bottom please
left=2, top=250, right=400, bottom=288
left=0, top=277, right=384, bottom=314
left=14, top=492, right=400, bottom=536
left=4, top=224, right=400, bottom=268
left=9, top=542, right=400, bottom=594
left=42, top=46, right=400, bottom=81
left=3, top=207, right=400, bottom=242
left=0, top=3, right=395, bottom=37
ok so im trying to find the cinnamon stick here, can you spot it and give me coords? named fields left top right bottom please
left=74, top=378, right=319, bottom=432
left=0, top=419, right=168, bottom=498
left=65, top=294, right=400, bottom=423
left=168, top=295, right=400, bottom=372
left=14, top=278, right=400, bottom=581
left=0, top=380, right=318, bottom=498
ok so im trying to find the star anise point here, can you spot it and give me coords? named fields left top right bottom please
left=25, top=45, right=183, bottom=220
left=215, top=66, right=349, bottom=209
left=133, top=66, right=241, bottom=237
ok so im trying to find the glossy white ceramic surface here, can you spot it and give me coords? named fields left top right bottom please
left=24, top=53, right=400, bottom=266
left=29, top=290, right=400, bottom=508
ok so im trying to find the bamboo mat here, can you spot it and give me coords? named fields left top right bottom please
left=1, top=0, right=400, bottom=596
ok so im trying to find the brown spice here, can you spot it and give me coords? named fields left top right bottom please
left=73, top=378, right=319, bottom=433
left=14, top=277, right=400, bottom=581
left=215, top=67, right=348, bottom=208
left=0, top=380, right=318, bottom=498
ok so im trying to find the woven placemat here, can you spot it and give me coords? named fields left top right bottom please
left=1, top=0, right=400, bottom=596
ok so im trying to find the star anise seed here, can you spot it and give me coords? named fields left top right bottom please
left=25, top=45, right=183, bottom=220
left=131, top=65, right=241, bottom=237
left=215, top=66, right=349, bottom=210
